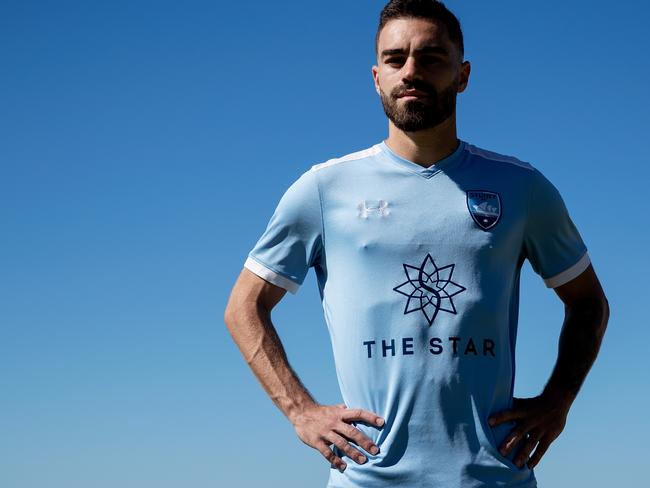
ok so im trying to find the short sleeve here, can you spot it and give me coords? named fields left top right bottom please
left=523, top=168, right=591, bottom=288
left=243, top=168, right=324, bottom=295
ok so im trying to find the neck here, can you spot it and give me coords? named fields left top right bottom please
left=384, top=113, right=460, bottom=169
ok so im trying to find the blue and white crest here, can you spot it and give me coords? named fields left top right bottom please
left=466, top=191, right=502, bottom=230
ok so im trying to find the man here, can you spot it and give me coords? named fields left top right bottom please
left=224, top=1, right=610, bottom=486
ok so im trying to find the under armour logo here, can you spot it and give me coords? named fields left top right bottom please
left=357, top=199, right=390, bottom=218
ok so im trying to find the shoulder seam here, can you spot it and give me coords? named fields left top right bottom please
left=310, top=145, right=381, bottom=172
left=465, top=144, right=535, bottom=171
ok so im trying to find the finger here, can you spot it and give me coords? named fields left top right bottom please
left=499, top=425, right=533, bottom=457
left=340, top=408, right=385, bottom=428
left=513, top=432, right=541, bottom=468
left=527, top=436, right=552, bottom=469
left=334, top=421, right=380, bottom=455
left=316, top=441, right=347, bottom=472
left=335, top=403, right=347, bottom=409
left=488, top=408, right=527, bottom=427
left=325, top=432, right=368, bottom=465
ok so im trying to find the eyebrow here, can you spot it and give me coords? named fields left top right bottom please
left=381, top=45, right=449, bottom=58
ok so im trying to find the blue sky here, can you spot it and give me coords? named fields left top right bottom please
left=1, top=1, right=648, bottom=486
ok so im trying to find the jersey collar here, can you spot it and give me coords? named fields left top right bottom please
left=377, top=138, right=467, bottom=178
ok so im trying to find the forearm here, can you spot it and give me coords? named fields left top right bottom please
left=225, top=302, right=317, bottom=423
left=542, top=297, right=610, bottom=405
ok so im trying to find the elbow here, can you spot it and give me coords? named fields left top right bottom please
left=223, top=300, right=240, bottom=332
left=223, top=304, right=232, bottom=329
left=601, top=296, right=611, bottom=330
left=224, top=282, right=248, bottom=332
left=565, top=293, right=610, bottom=333
left=592, top=294, right=610, bottom=336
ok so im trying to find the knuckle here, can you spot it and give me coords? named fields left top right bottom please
left=321, top=447, right=334, bottom=461
left=530, top=443, right=549, bottom=463
left=330, top=456, right=344, bottom=469
left=348, top=447, right=365, bottom=463
left=323, top=432, right=336, bottom=445
left=342, top=443, right=356, bottom=456
left=522, top=435, right=535, bottom=447
left=513, top=429, right=526, bottom=440
left=333, top=437, right=347, bottom=449
left=344, top=424, right=359, bottom=438
left=529, top=452, right=542, bottom=466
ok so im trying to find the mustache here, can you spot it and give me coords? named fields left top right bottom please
left=392, top=81, right=436, bottom=98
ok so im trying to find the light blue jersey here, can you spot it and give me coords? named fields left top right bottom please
left=243, top=139, right=590, bottom=488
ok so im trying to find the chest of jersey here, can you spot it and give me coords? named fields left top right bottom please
left=319, top=167, right=528, bottom=337
left=324, top=171, right=525, bottom=268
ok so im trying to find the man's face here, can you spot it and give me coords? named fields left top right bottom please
left=372, top=17, right=470, bottom=132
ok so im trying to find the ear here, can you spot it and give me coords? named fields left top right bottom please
left=371, top=65, right=381, bottom=96
left=457, top=60, right=471, bottom=93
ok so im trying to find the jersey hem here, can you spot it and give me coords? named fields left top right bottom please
left=244, top=255, right=300, bottom=294
left=544, top=250, right=591, bottom=288
left=326, top=478, right=537, bottom=488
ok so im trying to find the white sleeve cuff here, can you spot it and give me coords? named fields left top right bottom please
left=244, top=256, right=300, bottom=294
left=543, top=251, right=591, bottom=288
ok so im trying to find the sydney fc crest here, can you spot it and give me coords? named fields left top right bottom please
left=466, top=191, right=502, bottom=230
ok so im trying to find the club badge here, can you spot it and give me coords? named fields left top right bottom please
left=466, top=191, right=502, bottom=230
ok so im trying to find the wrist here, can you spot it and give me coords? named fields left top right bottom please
left=541, top=384, right=577, bottom=409
left=286, top=398, right=319, bottom=425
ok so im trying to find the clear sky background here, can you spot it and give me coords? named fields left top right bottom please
left=1, top=1, right=648, bottom=487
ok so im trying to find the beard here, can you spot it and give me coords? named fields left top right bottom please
left=379, top=77, right=458, bottom=132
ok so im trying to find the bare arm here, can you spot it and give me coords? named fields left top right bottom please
left=224, top=267, right=384, bottom=472
left=224, top=267, right=317, bottom=422
left=541, top=263, right=610, bottom=405
left=489, top=263, right=610, bottom=469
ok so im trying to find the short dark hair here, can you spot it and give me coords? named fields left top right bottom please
left=375, top=0, right=464, bottom=61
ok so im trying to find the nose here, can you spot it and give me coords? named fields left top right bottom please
left=401, top=55, right=423, bottom=83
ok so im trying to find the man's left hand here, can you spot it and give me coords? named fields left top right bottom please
left=488, top=392, right=573, bottom=469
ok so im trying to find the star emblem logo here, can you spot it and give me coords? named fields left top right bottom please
left=393, top=253, right=466, bottom=326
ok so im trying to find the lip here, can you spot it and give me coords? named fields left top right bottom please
left=397, top=90, right=428, bottom=99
